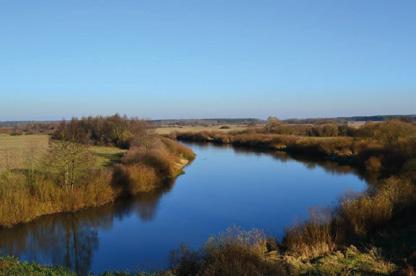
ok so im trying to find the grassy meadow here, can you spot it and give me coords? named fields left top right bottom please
left=0, top=134, right=127, bottom=170
left=90, top=145, right=127, bottom=167
left=0, top=134, right=49, bottom=170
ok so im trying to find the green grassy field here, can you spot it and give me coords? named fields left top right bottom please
left=90, top=145, right=127, bottom=166
left=0, top=134, right=126, bottom=170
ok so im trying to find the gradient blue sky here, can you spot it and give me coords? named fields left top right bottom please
left=0, top=0, right=415, bottom=120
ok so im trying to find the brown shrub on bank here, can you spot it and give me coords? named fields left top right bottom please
left=287, top=137, right=353, bottom=157
left=123, top=137, right=194, bottom=179
left=365, top=156, right=383, bottom=173
left=160, top=137, right=196, bottom=161
left=356, top=120, right=416, bottom=144
left=401, top=158, right=416, bottom=181
left=115, top=137, right=195, bottom=195
left=171, top=227, right=290, bottom=276
left=282, top=177, right=416, bottom=261
left=337, top=177, right=416, bottom=238
left=0, top=168, right=113, bottom=227
left=112, top=164, right=159, bottom=195
left=283, top=209, right=336, bottom=259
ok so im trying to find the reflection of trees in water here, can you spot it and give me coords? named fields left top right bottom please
left=270, top=152, right=377, bottom=185
left=134, top=183, right=174, bottom=221
left=192, top=142, right=373, bottom=184
left=113, top=179, right=175, bottom=222
left=0, top=213, right=102, bottom=275
left=0, top=179, right=175, bottom=275
left=231, top=145, right=360, bottom=176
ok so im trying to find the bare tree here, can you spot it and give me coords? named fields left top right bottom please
left=265, top=116, right=282, bottom=133
left=42, top=142, right=96, bottom=190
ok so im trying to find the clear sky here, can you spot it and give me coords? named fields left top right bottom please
left=0, top=0, right=415, bottom=120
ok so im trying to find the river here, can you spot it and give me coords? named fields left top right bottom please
left=0, top=142, right=368, bottom=274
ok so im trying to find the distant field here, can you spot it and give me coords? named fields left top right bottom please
left=347, top=121, right=368, bottom=128
left=155, top=124, right=248, bottom=135
left=0, top=134, right=49, bottom=169
left=0, top=134, right=126, bottom=170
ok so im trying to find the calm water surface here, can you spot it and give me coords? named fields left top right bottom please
left=0, top=143, right=367, bottom=274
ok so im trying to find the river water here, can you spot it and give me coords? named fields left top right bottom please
left=0, top=142, right=367, bottom=274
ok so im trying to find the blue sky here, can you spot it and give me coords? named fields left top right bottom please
left=0, top=0, right=415, bottom=120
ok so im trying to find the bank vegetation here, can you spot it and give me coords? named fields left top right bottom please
left=169, top=119, right=416, bottom=274
left=0, top=115, right=194, bottom=227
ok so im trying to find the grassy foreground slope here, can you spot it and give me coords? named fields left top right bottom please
left=0, top=257, right=75, bottom=276
left=0, top=257, right=162, bottom=276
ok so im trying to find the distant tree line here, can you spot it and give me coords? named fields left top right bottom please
left=51, top=114, right=148, bottom=149
left=262, top=117, right=416, bottom=138
left=284, top=114, right=416, bottom=124
left=263, top=117, right=349, bottom=137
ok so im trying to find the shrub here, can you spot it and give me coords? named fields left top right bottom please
left=0, top=167, right=114, bottom=227
left=52, top=114, right=148, bottom=148
left=337, top=177, right=416, bottom=238
left=365, top=156, right=383, bottom=173
left=356, top=120, right=416, bottom=145
left=160, top=137, right=195, bottom=161
left=289, top=246, right=396, bottom=275
left=115, top=137, right=194, bottom=195
left=401, top=158, right=416, bottom=181
left=171, top=227, right=290, bottom=276
left=283, top=209, right=335, bottom=259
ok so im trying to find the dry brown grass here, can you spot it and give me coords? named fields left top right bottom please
left=0, top=135, right=194, bottom=227
left=0, top=134, right=49, bottom=170
left=171, top=227, right=289, bottom=276
left=286, top=245, right=397, bottom=275
left=155, top=125, right=247, bottom=135
left=281, top=176, right=416, bottom=262
left=0, top=134, right=127, bottom=170
left=177, top=131, right=357, bottom=159
left=283, top=210, right=336, bottom=259
left=116, top=137, right=195, bottom=195
left=337, top=177, right=416, bottom=237
left=0, top=168, right=114, bottom=227
left=365, top=156, right=383, bottom=173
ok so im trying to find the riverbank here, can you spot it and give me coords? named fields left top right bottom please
left=173, top=120, right=415, bottom=176
left=1, top=119, right=415, bottom=274
left=0, top=232, right=398, bottom=276
left=168, top=120, right=416, bottom=273
left=0, top=134, right=194, bottom=227
left=175, top=132, right=368, bottom=167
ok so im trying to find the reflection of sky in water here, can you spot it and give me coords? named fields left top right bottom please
left=0, top=143, right=367, bottom=275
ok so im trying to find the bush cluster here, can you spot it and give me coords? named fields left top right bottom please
left=52, top=114, right=148, bottom=149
